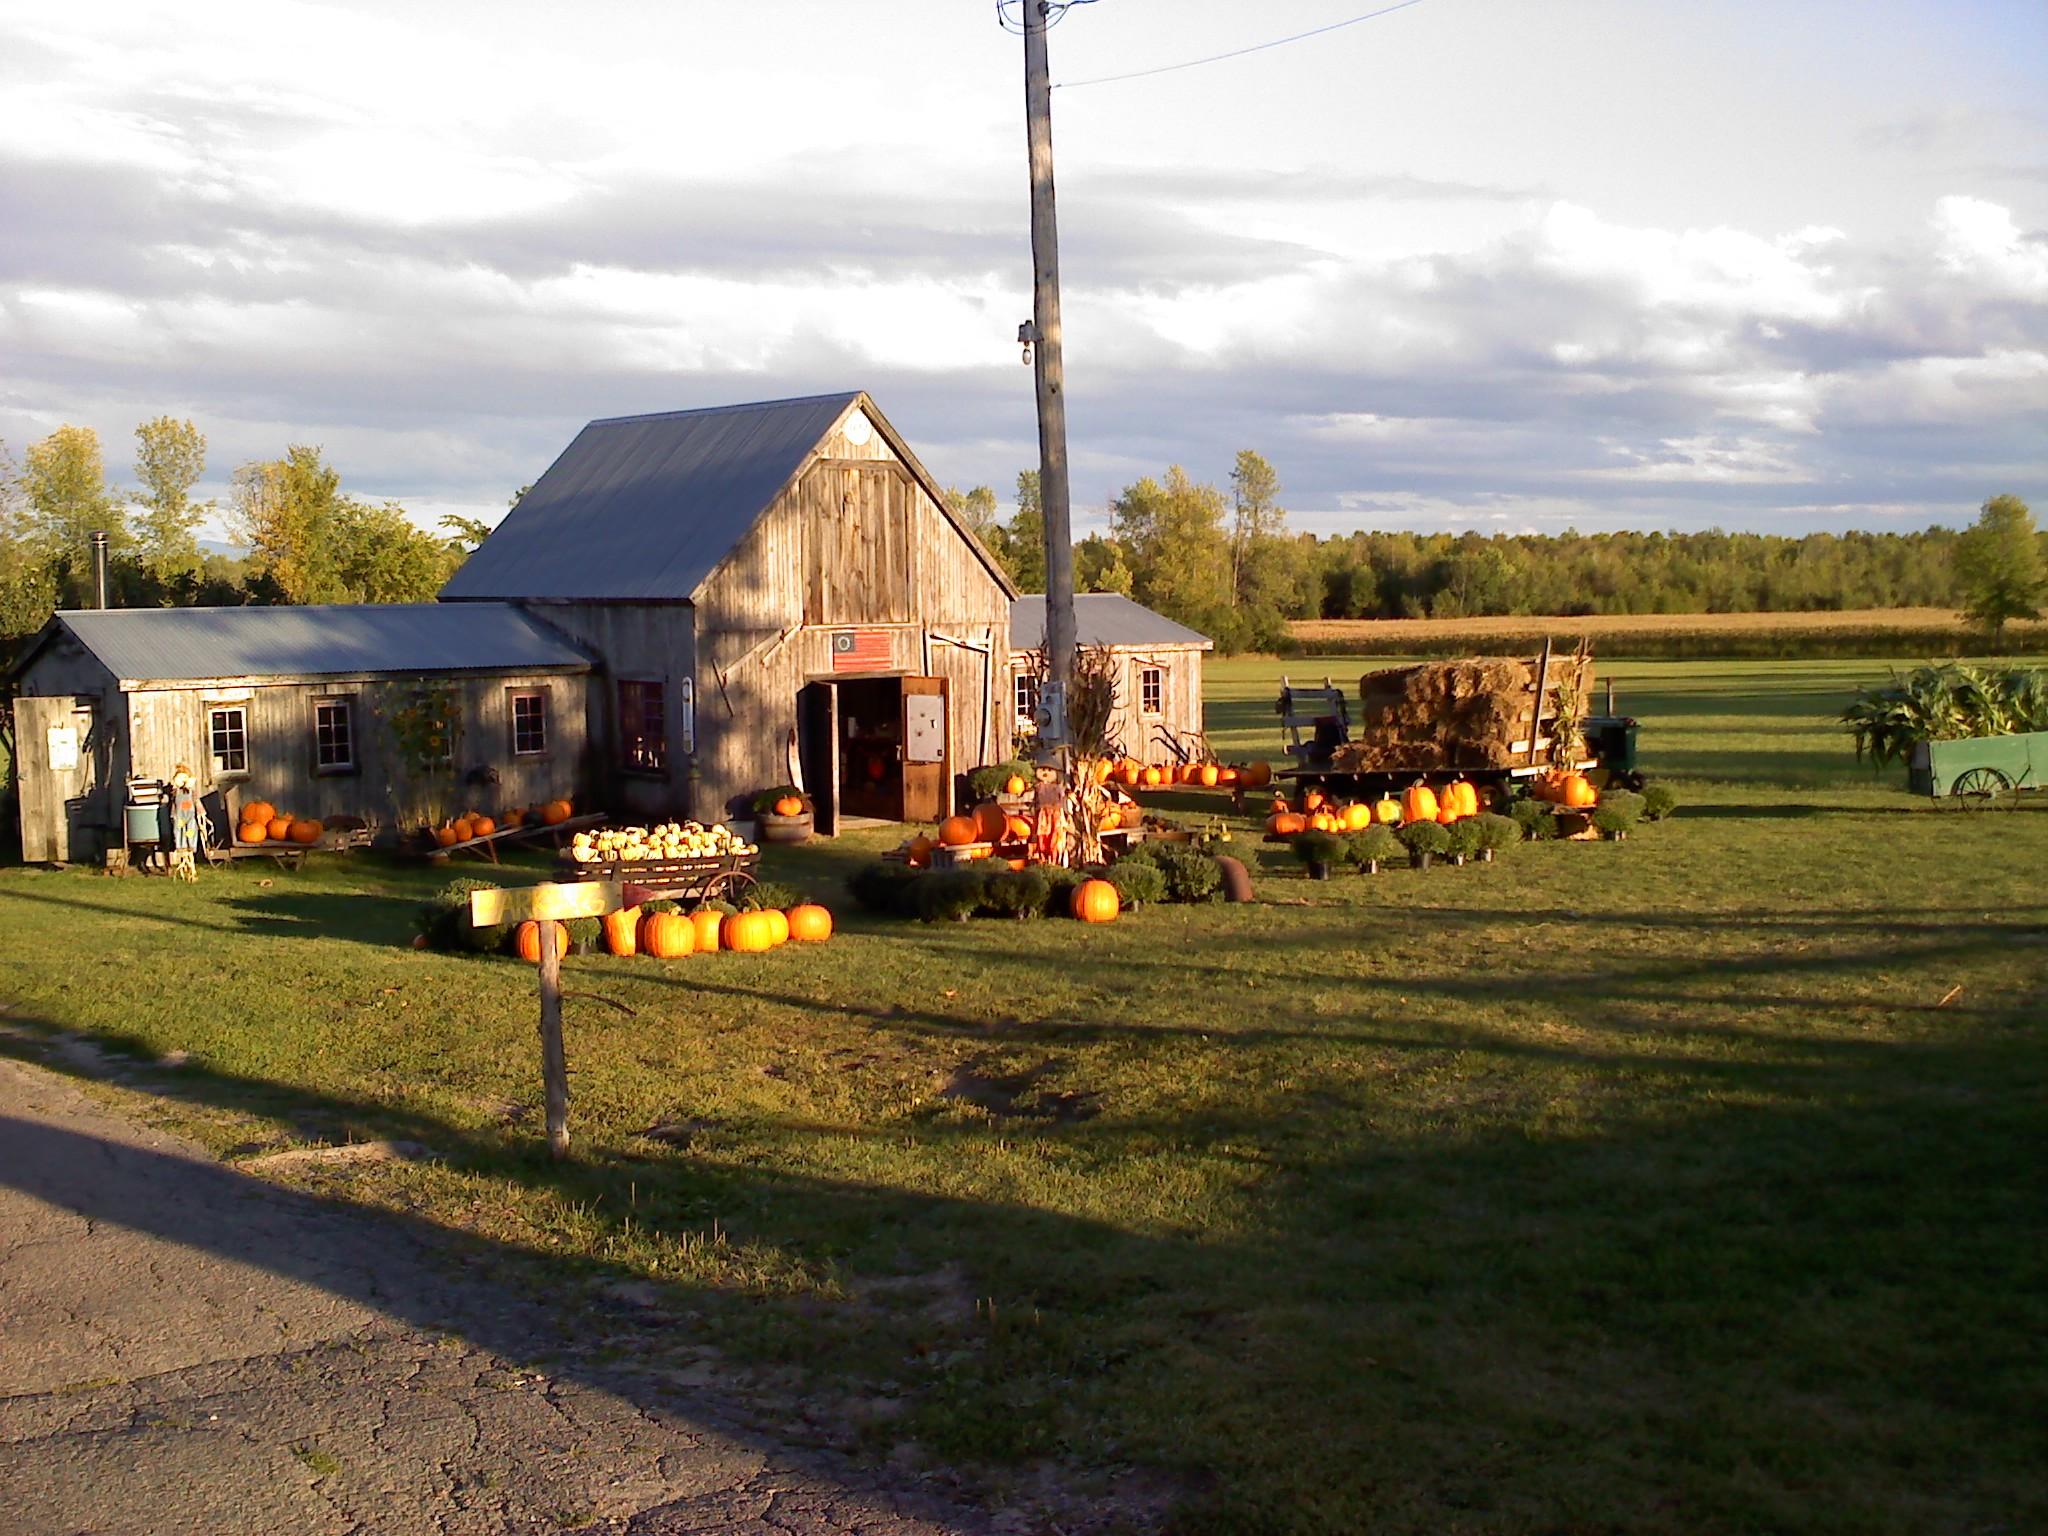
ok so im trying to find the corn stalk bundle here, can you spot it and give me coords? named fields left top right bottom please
left=1841, top=663, right=2048, bottom=767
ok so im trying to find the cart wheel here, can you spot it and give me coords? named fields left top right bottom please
left=698, top=869, right=759, bottom=908
left=1950, top=766, right=2013, bottom=808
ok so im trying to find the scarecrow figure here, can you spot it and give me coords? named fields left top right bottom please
left=1029, top=760, right=1067, bottom=866
left=167, top=763, right=202, bottom=881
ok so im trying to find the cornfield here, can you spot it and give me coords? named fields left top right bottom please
left=1840, top=665, right=2048, bottom=767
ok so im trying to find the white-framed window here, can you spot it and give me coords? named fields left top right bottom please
left=208, top=706, right=248, bottom=775
left=313, top=698, right=355, bottom=772
left=1014, top=671, right=1040, bottom=729
left=1140, top=666, right=1164, bottom=716
left=510, top=689, right=548, bottom=756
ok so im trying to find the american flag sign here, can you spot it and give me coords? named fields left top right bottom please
left=831, top=629, right=893, bottom=672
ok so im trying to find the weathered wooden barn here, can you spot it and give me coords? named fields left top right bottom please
left=8, top=605, right=594, bottom=863
left=442, top=392, right=1018, bottom=835
left=1007, top=593, right=1212, bottom=761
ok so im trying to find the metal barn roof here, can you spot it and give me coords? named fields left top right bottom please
left=47, top=604, right=592, bottom=685
left=441, top=392, right=865, bottom=603
left=1009, top=594, right=1213, bottom=652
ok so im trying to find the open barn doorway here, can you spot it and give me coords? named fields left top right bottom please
left=796, top=675, right=949, bottom=837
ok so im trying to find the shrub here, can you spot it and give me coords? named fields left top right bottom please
left=1471, top=813, right=1522, bottom=853
left=1103, top=859, right=1167, bottom=908
left=1039, top=864, right=1089, bottom=917
left=849, top=860, right=923, bottom=917
left=1641, top=783, right=1679, bottom=821
left=563, top=915, right=601, bottom=953
left=981, top=867, right=1051, bottom=919
left=640, top=898, right=683, bottom=917
left=1292, top=829, right=1345, bottom=870
left=1343, top=824, right=1401, bottom=867
left=740, top=880, right=802, bottom=912
left=1592, top=788, right=1645, bottom=837
left=415, top=877, right=505, bottom=953
left=1442, top=819, right=1483, bottom=859
left=1139, top=841, right=1224, bottom=903
left=966, top=760, right=1033, bottom=801
left=1509, top=797, right=1559, bottom=841
left=916, top=868, right=990, bottom=923
left=1396, top=820, right=1450, bottom=857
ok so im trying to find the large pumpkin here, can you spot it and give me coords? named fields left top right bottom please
left=470, top=815, right=496, bottom=838
left=289, top=818, right=323, bottom=844
left=640, top=910, right=694, bottom=959
left=1267, top=811, right=1306, bottom=836
left=602, top=907, right=641, bottom=957
left=1342, top=803, right=1373, bottom=831
left=1005, top=814, right=1032, bottom=842
left=971, top=802, right=1008, bottom=843
left=690, top=908, right=724, bottom=952
left=266, top=815, right=293, bottom=842
left=1446, top=779, right=1480, bottom=819
left=1240, top=762, right=1272, bottom=789
left=242, top=801, right=276, bottom=827
left=1403, top=782, right=1439, bottom=825
left=773, top=794, right=804, bottom=817
left=516, top=919, right=570, bottom=964
left=762, top=908, right=791, bottom=946
left=787, top=903, right=833, bottom=942
left=431, top=824, right=457, bottom=847
left=1561, top=772, right=1598, bottom=808
left=906, top=834, right=934, bottom=868
left=1198, top=763, right=1221, bottom=788
left=1141, top=766, right=1163, bottom=787
left=1216, top=765, right=1239, bottom=786
left=938, top=815, right=979, bottom=847
left=721, top=910, right=777, bottom=953
left=541, top=799, right=573, bottom=826
left=1069, top=878, right=1120, bottom=923
left=240, top=821, right=270, bottom=845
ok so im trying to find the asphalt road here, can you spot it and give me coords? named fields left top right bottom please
left=0, top=1053, right=987, bottom=1536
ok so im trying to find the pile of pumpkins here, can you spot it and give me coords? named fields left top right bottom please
left=1266, top=779, right=1487, bottom=837
left=568, top=820, right=755, bottom=866
left=236, top=801, right=323, bottom=845
left=514, top=900, right=831, bottom=962
left=1111, top=758, right=1272, bottom=790
left=898, top=801, right=1033, bottom=869
left=1529, top=769, right=1601, bottom=809
left=433, top=798, right=575, bottom=848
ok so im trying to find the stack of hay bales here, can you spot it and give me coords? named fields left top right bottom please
left=1330, top=654, right=1594, bottom=772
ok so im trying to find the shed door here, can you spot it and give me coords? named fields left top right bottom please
left=797, top=682, right=840, bottom=838
left=901, top=676, right=947, bottom=824
left=17, top=695, right=107, bottom=863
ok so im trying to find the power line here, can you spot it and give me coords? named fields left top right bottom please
left=995, top=0, right=1099, bottom=37
left=1055, top=0, right=1434, bottom=89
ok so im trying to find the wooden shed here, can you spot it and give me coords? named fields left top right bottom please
left=8, top=604, right=594, bottom=863
left=1007, top=594, right=1213, bottom=761
left=443, top=392, right=1017, bottom=835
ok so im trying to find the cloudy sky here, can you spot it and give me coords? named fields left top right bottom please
left=1, top=0, right=2043, bottom=541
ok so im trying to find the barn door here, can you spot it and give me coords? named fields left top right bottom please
left=901, top=676, right=947, bottom=823
left=797, top=682, right=839, bottom=838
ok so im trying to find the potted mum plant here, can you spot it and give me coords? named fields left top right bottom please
left=1397, top=819, right=1450, bottom=870
left=1470, top=812, right=1521, bottom=863
left=1292, top=828, right=1345, bottom=881
left=1344, top=823, right=1400, bottom=875
left=1591, top=788, right=1645, bottom=841
left=1441, top=818, right=1482, bottom=867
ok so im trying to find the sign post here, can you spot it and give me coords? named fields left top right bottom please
left=471, top=879, right=630, bottom=1160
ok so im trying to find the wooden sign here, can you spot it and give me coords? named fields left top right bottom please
left=469, top=879, right=621, bottom=928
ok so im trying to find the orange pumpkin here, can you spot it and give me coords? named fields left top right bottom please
left=1562, top=772, right=1599, bottom=809
left=1302, top=789, right=1325, bottom=811
left=938, top=815, right=978, bottom=847
left=289, top=818, right=323, bottom=844
left=1240, top=762, right=1272, bottom=789
left=515, top=920, right=570, bottom=964
left=241, top=821, right=270, bottom=845
left=721, top=910, right=776, bottom=953
left=242, top=800, right=276, bottom=826
left=1005, top=814, right=1032, bottom=842
left=1005, top=857, right=1028, bottom=871
left=1342, top=803, right=1373, bottom=831
left=773, top=794, right=804, bottom=817
left=603, top=907, right=641, bottom=957
left=787, top=903, right=833, bottom=942
left=1098, top=807, right=1122, bottom=833
left=1310, top=810, right=1340, bottom=833
left=1217, top=765, right=1240, bottom=786
left=1118, top=763, right=1142, bottom=787
left=1004, top=774, right=1028, bottom=796
left=1445, top=779, right=1480, bottom=819
left=266, top=815, right=293, bottom=842
left=450, top=817, right=475, bottom=843
left=1403, top=782, right=1439, bottom=825
left=972, top=802, right=1008, bottom=842
left=1437, top=799, right=1461, bottom=826
left=470, top=815, right=496, bottom=838
left=1198, top=763, right=1221, bottom=788
left=1090, top=759, right=1113, bottom=786
left=1069, top=878, right=1120, bottom=923
left=541, top=799, right=573, bottom=826
left=1141, top=766, right=1163, bottom=787
left=690, top=908, right=724, bottom=952
left=906, top=834, right=934, bottom=868
left=431, top=824, right=457, bottom=848
left=638, top=910, right=693, bottom=958
left=762, top=908, right=791, bottom=946
left=1267, top=811, right=1306, bottom=836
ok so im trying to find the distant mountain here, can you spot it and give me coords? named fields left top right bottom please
left=200, top=538, right=248, bottom=558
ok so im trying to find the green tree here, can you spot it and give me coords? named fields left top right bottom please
left=1954, top=494, right=2043, bottom=648
left=0, top=442, right=60, bottom=663
left=234, top=445, right=346, bottom=603
left=944, top=484, right=1001, bottom=539
left=132, top=416, right=208, bottom=592
left=1110, top=466, right=1233, bottom=632
left=336, top=500, right=463, bottom=602
left=438, top=514, right=494, bottom=553
left=22, top=425, right=125, bottom=605
left=1229, top=449, right=1282, bottom=606
left=1000, top=470, right=1046, bottom=592
left=1074, top=533, right=1132, bottom=594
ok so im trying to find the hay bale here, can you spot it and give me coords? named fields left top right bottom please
left=1334, top=655, right=1594, bottom=771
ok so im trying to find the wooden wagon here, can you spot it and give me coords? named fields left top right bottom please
left=1909, top=732, right=2047, bottom=805
left=554, top=849, right=761, bottom=907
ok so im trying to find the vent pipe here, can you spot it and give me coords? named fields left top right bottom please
left=91, top=531, right=111, bottom=609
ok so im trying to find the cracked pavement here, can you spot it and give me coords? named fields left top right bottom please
left=0, top=1057, right=990, bottom=1535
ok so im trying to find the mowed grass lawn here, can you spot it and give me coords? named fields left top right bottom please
left=3, top=658, right=2045, bottom=1534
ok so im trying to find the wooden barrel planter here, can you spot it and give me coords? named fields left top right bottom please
left=757, top=808, right=814, bottom=844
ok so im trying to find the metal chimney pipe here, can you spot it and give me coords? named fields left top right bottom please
left=91, top=531, right=110, bottom=608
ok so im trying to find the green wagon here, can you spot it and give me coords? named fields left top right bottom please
left=1909, top=731, right=2048, bottom=804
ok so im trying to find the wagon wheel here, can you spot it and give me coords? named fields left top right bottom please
left=696, top=868, right=759, bottom=908
left=1950, top=766, right=2013, bottom=808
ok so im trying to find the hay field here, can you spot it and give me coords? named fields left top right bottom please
left=1290, top=606, right=2048, bottom=659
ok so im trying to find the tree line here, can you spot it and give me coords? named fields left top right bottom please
left=0, top=421, right=481, bottom=665
left=948, top=458, right=2042, bottom=653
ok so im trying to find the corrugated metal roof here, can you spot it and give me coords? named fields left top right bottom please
left=54, top=604, right=592, bottom=684
left=441, top=392, right=862, bottom=602
left=1009, top=594, right=1214, bottom=652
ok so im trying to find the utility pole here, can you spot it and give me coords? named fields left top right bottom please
left=1023, top=0, right=1076, bottom=746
